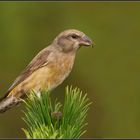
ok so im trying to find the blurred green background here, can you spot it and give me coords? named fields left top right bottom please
left=0, top=2, right=140, bottom=138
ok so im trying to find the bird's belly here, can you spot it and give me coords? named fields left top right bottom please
left=9, top=55, right=74, bottom=97
left=21, top=63, right=72, bottom=91
left=43, top=62, right=72, bottom=90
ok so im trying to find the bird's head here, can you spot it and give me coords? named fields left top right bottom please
left=53, top=29, right=95, bottom=53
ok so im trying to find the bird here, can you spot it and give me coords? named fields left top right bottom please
left=0, top=29, right=94, bottom=113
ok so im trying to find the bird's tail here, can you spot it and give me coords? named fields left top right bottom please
left=0, top=95, right=20, bottom=113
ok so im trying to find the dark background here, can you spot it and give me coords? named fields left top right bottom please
left=0, top=2, right=140, bottom=138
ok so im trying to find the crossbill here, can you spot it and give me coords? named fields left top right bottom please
left=0, top=29, right=94, bottom=113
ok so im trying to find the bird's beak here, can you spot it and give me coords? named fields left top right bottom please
left=80, top=35, right=96, bottom=48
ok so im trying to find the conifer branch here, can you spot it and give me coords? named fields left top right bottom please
left=22, top=86, right=92, bottom=139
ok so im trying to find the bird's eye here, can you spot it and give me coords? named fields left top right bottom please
left=71, top=34, right=79, bottom=39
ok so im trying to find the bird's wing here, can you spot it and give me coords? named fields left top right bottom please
left=7, top=48, right=51, bottom=94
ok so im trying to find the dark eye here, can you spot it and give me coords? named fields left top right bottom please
left=71, top=34, right=79, bottom=39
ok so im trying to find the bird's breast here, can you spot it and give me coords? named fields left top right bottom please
left=8, top=53, right=76, bottom=97
left=46, top=53, right=75, bottom=90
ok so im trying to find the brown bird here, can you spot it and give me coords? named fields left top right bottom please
left=0, top=29, right=94, bottom=113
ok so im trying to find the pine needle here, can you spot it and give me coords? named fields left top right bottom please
left=22, top=86, right=92, bottom=139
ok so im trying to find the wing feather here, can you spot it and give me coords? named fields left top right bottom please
left=7, top=47, right=51, bottom=94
